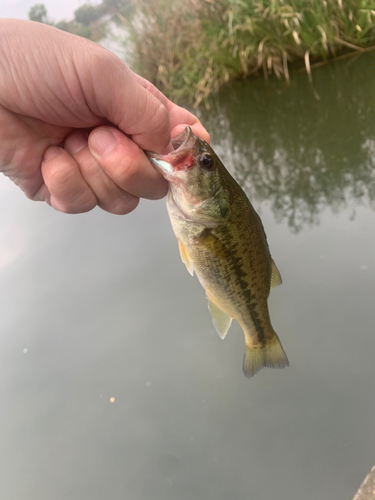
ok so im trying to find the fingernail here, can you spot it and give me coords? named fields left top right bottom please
left=90, top=129, right=117, bottom=156
left=65, top=131, right=88, bottom=154
left=43, top=147, right=60, bottom=162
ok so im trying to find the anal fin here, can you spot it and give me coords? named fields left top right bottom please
left=270, top=259, right=282, bottom=290
left=178, top=241, right=194, bottom=276
left=207, top=296, right=232, bottom=340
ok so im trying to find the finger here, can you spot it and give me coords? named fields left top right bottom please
left=64, top=130, right=140, bottom=215
left=130, top=72, right=210, bottom=143
left=88, top=126, right=168, bottom=200
left=167, top=108, right=210, bottom=144
left=129, top=71, right=170, bottom=106
left=88, top=57, right=171, bottom=153
left=41, top=146, right=98, bottom=214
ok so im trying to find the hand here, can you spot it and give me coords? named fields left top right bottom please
left=0, top=19, right=209, bottom=214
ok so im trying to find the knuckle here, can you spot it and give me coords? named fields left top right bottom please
left=70, top=192, right=97, bottom=213
left=100, top=194, right=139, bottom=215
left=109, top=145, right=142, bottom=187
left=45, top=155, right=71, bottom=185
left=52, top=192, right=97, bottom=214
left=44, top=153, right=97, bottom=213
left=147, top=102, right=170, bottom=151
left=151, top=101, right=169, bottom=133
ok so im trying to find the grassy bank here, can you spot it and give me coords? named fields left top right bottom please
left=123, top=0, right=375, bottom=106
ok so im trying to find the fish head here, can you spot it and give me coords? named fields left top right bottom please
left=147, top=127, right=234, bottom=223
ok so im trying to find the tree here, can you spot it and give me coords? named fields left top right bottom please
left=103, top=0, right=129, bottom=10
left=74, top=4, right=103, bottom=26
left=28, top=3, right=48, bottom=23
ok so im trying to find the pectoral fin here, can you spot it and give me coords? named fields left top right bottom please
left=207, top=296, right=232, bottom=340
left=270, top=259, right=282, bottom=290
left=178, top=241, right=194, bottom=276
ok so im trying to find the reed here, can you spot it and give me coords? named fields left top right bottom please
left=122, top=0, right=375, bottom=105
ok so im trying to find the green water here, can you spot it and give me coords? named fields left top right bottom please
left=1, top=53, right=375, bottom=500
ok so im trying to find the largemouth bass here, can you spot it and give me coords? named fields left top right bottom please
left=147, top=127, right=288, bottom=377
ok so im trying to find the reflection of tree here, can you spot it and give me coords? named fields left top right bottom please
left=200, top=53, right=375, bottom=232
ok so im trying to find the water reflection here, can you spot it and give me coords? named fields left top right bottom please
left=201, top=53, right=375, bottom=232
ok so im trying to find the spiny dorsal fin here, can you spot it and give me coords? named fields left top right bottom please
left=207, top=295, right=232, bottom=340
left=270, top=259, right=282, bottom=290
left=178, top=240, right=194, bottom=276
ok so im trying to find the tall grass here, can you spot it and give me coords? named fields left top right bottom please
left=122, top=0, right=375, bottom=105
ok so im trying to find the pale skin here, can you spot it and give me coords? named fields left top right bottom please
left=0, top=19, right=209, bottom=214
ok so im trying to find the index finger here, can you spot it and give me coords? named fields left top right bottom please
left=87, top=55, right=171, bottom=154
left=130, top=72, right=210, bottom=144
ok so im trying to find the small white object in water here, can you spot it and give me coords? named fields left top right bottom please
left=22, top=348, right=28, bottom=354
left=109, top=397, right=115, bottom=403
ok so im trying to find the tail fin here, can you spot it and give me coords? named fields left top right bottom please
left=242, top=335, right=289, bottom=378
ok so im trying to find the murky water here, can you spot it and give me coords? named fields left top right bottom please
left=1, top=53, right=375, bottom=500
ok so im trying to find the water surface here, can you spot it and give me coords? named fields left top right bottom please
left=1, top=53, right=375, bottom=500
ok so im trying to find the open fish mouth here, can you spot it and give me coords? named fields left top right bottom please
left=171, top=126, right=193, bottom=150
left=147, top=126, right=194, bottom=158
left=147, top=126, right=197, bottom=174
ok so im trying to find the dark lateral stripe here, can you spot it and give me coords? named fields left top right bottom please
left=229, top=249, right=266, bottom=345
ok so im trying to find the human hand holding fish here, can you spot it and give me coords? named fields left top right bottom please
left=1, top=19, right=288, bottom=377
left=0, top=19, right=209, bottom=214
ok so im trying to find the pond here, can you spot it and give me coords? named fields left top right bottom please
left=1, top=52, right=375, bottom=500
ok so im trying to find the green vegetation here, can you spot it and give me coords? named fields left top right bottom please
left=124, top=0, right=375, bottom=106
left=28, top=0, right=375, bottom=106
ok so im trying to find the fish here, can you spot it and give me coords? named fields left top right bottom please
left=147, top=126, right=288, bottom=377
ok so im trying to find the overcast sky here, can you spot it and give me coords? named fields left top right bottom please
left=0, top=0, right=99, bottom=22
left=1, top=0, right=129, bottom=66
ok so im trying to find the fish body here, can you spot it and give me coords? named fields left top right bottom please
left=148, top=127, right=288, bottom=377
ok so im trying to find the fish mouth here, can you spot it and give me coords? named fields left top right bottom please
left=147, top=126, right=196, bottom=177
left=170, top=126, right=193, bottom=151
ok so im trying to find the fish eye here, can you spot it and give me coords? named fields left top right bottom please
left=199, top=152, right=214, bottom=170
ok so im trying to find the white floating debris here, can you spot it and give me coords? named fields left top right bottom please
left=109, top=397, right=115, bottom=403
left=22, top=348, right=28, bottom=354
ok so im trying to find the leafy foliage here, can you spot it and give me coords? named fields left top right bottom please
left=74, top=4, right=105, bottom=26
left=27, top=2, right=112, bottom=41
left=124, top=0, right=375, bottom=105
